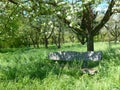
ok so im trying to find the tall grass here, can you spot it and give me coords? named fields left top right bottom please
left=0, top=42, right=120, bottom=90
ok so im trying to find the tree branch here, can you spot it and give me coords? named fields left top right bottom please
left=92, top=0, right=115, bottom=35
left=8, top=0, right=18, bottom=5
left=57, top=14, right=84, bottom=34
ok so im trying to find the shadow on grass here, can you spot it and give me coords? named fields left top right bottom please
left=0, top=42, right=120, bottom=81
left=0, top=58, right=100, bottom=81
left=103, top=47, right=120, bottom=60
left=0, top=47, right=32, bottom=53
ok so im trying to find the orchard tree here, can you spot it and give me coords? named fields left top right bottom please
left=3, top=0, right=119, bottom=50
left=41, top=19, right=54, bottom=48
left=56, top=0, right=117, bottom=51
left=4, top=0, right=58, bottom=48
left=105, top=14, right=120, bottom=43
left=0, top=1, right=23, bottom=47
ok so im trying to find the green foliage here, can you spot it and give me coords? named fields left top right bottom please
left=0, top=0, right=119, bottom=49
left=0, top=1, right=120, bottom=89
left=0, top=42, right=120, bottom=89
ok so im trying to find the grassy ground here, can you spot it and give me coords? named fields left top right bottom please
left=0, top=42, right=120, bottom=90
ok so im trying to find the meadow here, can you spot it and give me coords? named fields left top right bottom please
left=0, top=42, right=120, bottom=90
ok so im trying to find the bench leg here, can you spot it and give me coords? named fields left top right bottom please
left=82, top=61, right=88, bottom=68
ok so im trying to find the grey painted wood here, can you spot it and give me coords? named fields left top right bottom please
left=48, top=51, right=102, bottom=61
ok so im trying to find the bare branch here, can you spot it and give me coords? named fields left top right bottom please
left=8, top=0, right=18, bottom=5
left=92, top=0, right=115, bottom=35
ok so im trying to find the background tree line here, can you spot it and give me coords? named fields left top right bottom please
left=0, top=0, right=120, bottom=51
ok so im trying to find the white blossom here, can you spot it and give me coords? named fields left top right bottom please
left=48, top=21, right=52, bottom=25
left=66, top=16, right=72, bottom=20
left=57, top=11, right=61, bottom=15
left=57, top=2, right=66, bottom=6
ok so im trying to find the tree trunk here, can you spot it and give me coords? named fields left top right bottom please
left=87, top=34, right=94, bottom=51
left=31, top=38, right=36, bottom=48
left=58, top=34, right=61, bottom=48
left=62, top=31, right=65, bottom=43
left=58, top=28, right=61, bottom=49
left=44, top=35, right=48, bottom=48
left=114, top=36, right=117, bottom=44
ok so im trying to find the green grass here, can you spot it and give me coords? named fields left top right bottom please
left=0, top=42, right=120, bottom=90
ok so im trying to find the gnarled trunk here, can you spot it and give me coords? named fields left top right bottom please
left=44, top=35, right=48, bottom=48
left=58, top=29, right=61, bottom=48
left=87, top=34, right=94, bottom=51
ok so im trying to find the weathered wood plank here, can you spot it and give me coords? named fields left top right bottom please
left=48, top=51, right=102, bottom=61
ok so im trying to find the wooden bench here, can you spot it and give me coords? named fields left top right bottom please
left=48, top=51, right=102, bottom=68
left=48, top=51, right=102, bottom=61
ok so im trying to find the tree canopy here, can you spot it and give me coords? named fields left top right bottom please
left=0, top=0, right=120, bottom=50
